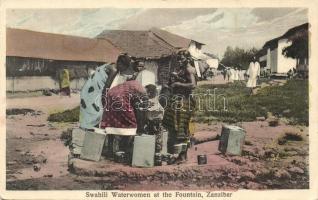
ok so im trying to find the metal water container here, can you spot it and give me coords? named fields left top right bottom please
left=154, top=153, right=162, bottom=166
left=218, top=125, right=246, bottom=156
left=132, top=134, right=156, bottom=167
left=173, top=143, right=188, bottom=154
left=71, top=128, right=86, bottom=155
left=197, top=155, right=207, bottom=165
left=80, top=129, right=106, bottom=161
left=161, top=129, right=168, bottom=154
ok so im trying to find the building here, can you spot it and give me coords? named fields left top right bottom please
left=150, top=27, right=204, bottom=52
left=6, top=28, right=121, bottom=92
left=96, top=27, right=204, bottom=85
left=259, top=23, right=309, bottom=76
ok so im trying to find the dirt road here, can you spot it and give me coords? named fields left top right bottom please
left=6, top=94, right=309, bottom=190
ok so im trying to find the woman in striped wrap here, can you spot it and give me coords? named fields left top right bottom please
left=162, top=50, right=197, bottom=163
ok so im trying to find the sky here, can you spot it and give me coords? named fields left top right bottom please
left=6, top=8, right=308, bottom=58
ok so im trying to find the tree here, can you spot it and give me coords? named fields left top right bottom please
left=282, top=32, right=308, bottom=61
left=220, top=46, right=259, bottom=70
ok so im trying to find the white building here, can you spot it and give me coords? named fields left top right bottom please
left=259, top=23, right=309, bottom=76
left=261, top=37, right=296, bottom=74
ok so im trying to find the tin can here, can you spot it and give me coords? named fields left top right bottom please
left=154, top=153, right=162, bottom=166
left=197, top=155, right=207, bottom=165
left=114, top=151, right=126, bottom=163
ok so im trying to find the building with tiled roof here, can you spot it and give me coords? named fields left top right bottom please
left=6, top=28, right=121, bottom=91
left=96, top=28, right=204, bottom=84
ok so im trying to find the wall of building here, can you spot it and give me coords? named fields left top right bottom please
left=266, top=48, right=271, bottom=70
left=277, top=39, right=297, bottom=73
left=269, top=48, right=278, bottom=73
left=70, top=78, right=87, bottom=90
left=6, top=76, right=87, bottom=92
left=259, top=54, right=267, bottom=69
left=157, top=57, right=172, bottom=85
left=5, top=56, right=107, bottom=92
left=6, top=56, right=173, bottom=91
left=6, top=56, right=103, bottom=78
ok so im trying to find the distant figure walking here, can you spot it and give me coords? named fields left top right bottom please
left=226, top=68, right=231, bottom=82
left=60, top=68, right=71, bottom=97
left=246, top=57, right=260, bottom=95
left=229, top=68, right=235, bottom=83
left=233, top=67, right=239, bottom=81
left=239, top=69, right=246, bottom=81
left=222, top=68, right=227, bottom=80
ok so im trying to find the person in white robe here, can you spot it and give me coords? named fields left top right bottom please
left=229, top=68, right=235, bottom=83
left=239, top=69, right=246, bottom=81
left=233, top=68, right=239, bottom=81
left=225, top=68, right=231, bottom=82
left=246, top=57, right=260, bottom=94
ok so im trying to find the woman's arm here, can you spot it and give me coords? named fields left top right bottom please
left=171, top=65, right=196, bottom=89
left=105, top=64, right=118, bottom=88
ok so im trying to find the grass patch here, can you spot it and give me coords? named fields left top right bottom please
left=48, top=80, right=308, bottom=125
left=6, top=91, right=43, bottom=99
left=48, top=106, right=79, bottom=122
left=277, top=130, right=304, bottom=145
left=60, top=128, right=73, bottom=146
left=193, top=79, right=308, bottom=125
left=284, top=132, right=303, bottom=141
left=6, top=108, right=37, bottom=115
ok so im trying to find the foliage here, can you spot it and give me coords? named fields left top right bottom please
left=220, top=46, right=259, bottom=70
left=282, top=34, right=308, bottom=60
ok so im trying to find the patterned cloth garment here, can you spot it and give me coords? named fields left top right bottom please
left=79, top=64, right=113, bottom=129
left=162, top=95, right=196, bottom=140
left=100, top=80, right=146, bottom=135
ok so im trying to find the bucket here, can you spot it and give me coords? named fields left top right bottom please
left=197, top=155, right=207, bottom=165
left=80, top=129, right=106, bottom=161
left=132, top=135, right=156, bottom=167
left=173, top=143, right=187, bottom=154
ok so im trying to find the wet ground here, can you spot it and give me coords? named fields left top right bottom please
left=6, top=94, right=309, bottom=190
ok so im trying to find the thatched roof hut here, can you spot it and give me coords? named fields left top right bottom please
left=6, top=28, right=121, bottom=78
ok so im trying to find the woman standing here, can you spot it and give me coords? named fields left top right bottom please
left=59, top=68, right=71, bottom=97
left=162, top=50, right=197, bottom=164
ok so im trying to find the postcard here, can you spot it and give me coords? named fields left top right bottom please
left=1, top=0, right=317, bottom=199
